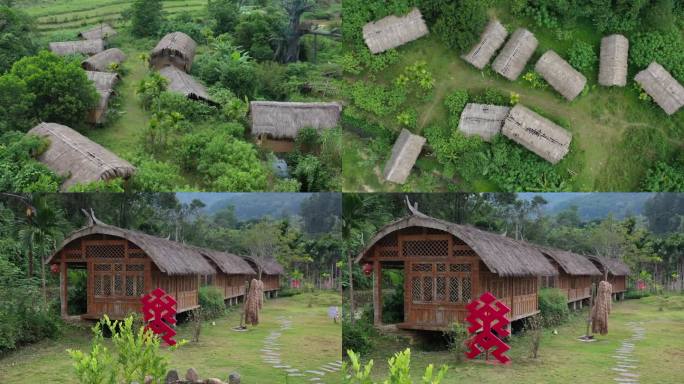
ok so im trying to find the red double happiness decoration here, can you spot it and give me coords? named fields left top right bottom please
left=465, top=291, right=511, bottom=364
left=141, top=288, right=178, bottom=346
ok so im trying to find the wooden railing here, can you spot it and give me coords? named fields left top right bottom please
left=512, top=293, right=537, bottom=319
left=177, top=290, right=198, bottom=311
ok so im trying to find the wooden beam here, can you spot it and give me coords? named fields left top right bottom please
left=373, top=260, right=382, bottom=326
left=60, top=262, right=68, bottom=318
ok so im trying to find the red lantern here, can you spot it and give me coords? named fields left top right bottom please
left=50, top=264, right=60, bottom=274
left=362, top=263, right=373, bottom=276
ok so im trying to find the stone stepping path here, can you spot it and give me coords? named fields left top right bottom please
left=611, top=322, right=645, bottom=383
left=260, top=317, right=340, bottom=383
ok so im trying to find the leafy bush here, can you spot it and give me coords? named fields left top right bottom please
left=159, top=12, right=207, bottom=44
left=381, top=285, right=404, bottom=324
left=631, top=29, right=684, bottom=83
left=538, top=288, right=569, bottom=326
left=194, top=37, right=259, bottom=98
left=445, top=321, right=468, bottom=363
left=342, top=319, right=374, bottom=356
left=129, top=0, right=163, bottom=37
left=568, top=40, right=597, bottom=73
left=0, top=131, right=61, bottom=192
left=349, top=82, right=407, bottom=116
left=642, top=161, right=684, bottom=192
left=198, top=286, right=225, bottom=320
left=425, top=0, right=489, bottom=53
left=152, top=92, right=217, bottom=122
left=624, top=290, right=651, bottom=300
left=131, top=157, right=186, bottom=192
left=444, top=89, right=469, bottom=128
left=344, top=349, right=448, bottom=384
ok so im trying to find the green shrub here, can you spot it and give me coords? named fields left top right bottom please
left=342, top=319, right=374, bottom=356
left=198, top=286, right=225, bottom=320
left=344, top=348, right=448, bottom=384
left=444, top=89, right=469, bottom=128
left=568, top=40, right=597, bottom=73
left=445, top=321, right=468, bottom=363
left=538, top=288, right=569, bottom=326
left=624, top=290, right=652, bottom=300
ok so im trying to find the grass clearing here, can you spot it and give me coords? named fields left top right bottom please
left=0, top=292, right=342, bottom=384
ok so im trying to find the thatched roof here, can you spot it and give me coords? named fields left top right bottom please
left=78, top=23, right=117, bottom=41
left=362, top=8, right=429, bottom=54
left=86, top=70, right=119, bottom=91
left=598, top=34, right=628, bottom=87
left=242, top=256, right=285, bottom=276
left=158, top=65, right=215, bottom=104
left=538, top=247, right=601, bottom=276
left=461, top=20, right=508, bottom=70
left=356, top=213, right=557, bottom=277
left=198, top=249, right=256, bottom=275
left=587, top=255, right=631, bottom=276
left=82, top=48, right=126, bottom=72
left=535, top=50, right=587, bottom=101
left=492, top=28, right=538, bottom=81
left=502, top=104, right=572, bottom=164
left=383, top=129, right=425, bottom=184
left=49, top=39, right=105, bottom=56
left=250, top=101, right=342, bottom=139
left=47, top=222, right=217, bottom=276
left=151, top=32, right=197, bottom=64
left=458, top=103, right=510, bottom=141
left=27, top=123, right=135, bottom=190
left=635, top=61, right=684, bottom=115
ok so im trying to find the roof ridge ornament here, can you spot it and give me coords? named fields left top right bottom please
left=405, top=196, right=428, bottom=218
left=81, top=208, right=107, bottom=227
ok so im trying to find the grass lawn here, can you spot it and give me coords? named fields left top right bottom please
left=354, top=296, right=683, bottom=384
left=0, top=292, right=342, bottom=384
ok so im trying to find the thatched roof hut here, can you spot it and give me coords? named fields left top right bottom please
left=82, top=48, right=126, bottom=72
left=196, top=249, right=256, bottom=276
left=587, top=256, right=631, bottom=276
left=362, top=8, right=429, bottom=54
left=458, top=103, right=510, bottom=141
left=49, top=39, right=105, bottom=56
left=598, top=34, right=628, bottom=87
left=535, top=50, right=587, bottom=101
left=383, top=129, right=425, bottom=184
left=86, top=70, right=119, bottom=91
left=27, top=123, right=136, bottom=190
left=158, top=65, right=215, bottom=105
left=150, top=32, right=197, bottom=72
left=85, top=71, right=119, bottom=124
left=538, top=247, right=601, bottom=276
left=78, top=23, right=117, bottom=41
left=502, top=104, right=572, bottom=164
left=250, top=101, right=342, bottom=140
left=461, top=20, right=508, bottom=70
left=635, top=61, right=684, bottom=115
left=492, top=28, right=538, bottom=81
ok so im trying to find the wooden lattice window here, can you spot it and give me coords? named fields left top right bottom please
left=423, top=276, right=433, bottom=302
left=412, top=263, right=432, bottom=272
left=411, top=277, right=421, bottom=302
left=378, top=248, right=399, bottom=257
left=86, top=244, right=124, bottom=259
left=436, top=263, right=446, bottom=272
left=453, top=249, right=477, bottom=257
left=450, top=264, right=471, bottom=272
left=403, top=240, right=448, bottom=257
left=436, top=276, right=446, bottom=301
left=449, top=277, right=459, bottom=303
left=462, top=277, right=472, bottom=302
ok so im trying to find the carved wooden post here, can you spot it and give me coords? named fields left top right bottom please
left=373, top=260, right=382, bottom=326
left=60, top=262, right=68, bottom=318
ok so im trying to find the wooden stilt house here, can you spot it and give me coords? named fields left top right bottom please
left=355, top=210, right=557, bottom=331
left=200, top=249, right=256, bottom=305
left=538, top=247, right=601, bottom=307
left=587, top=256, right=631, bottom=300
left=242, top=257, right=284, bottom=298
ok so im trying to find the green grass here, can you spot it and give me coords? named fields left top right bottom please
left=356, top=297, right=684, bottom=384
left=0, top=292, right=342, bottom=384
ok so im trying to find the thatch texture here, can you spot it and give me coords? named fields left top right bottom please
left=27, top=123, right=135, bottom=190
left=78, top=23, right=117, bottom=40
left=362, top=8, right=429, bottom=54
left=535, top=50, right=587, bottom=101
left=200, top=249, right=256, bottom=275
left=538, top=247, right=601, bottom=276
left=356, top=213, right=558, bottom=277
left=151, top=32, right=197, bottom=72
left=635, top=61, right=684, bottom=115
left=158, top=65, right=215, bottom=104
left=49, top=39, right=105, bottom=56
left=250, top=101, right=342, bottom=139
left=492, top=28, right=538, bottom=80
left=598, top=34, right=628, bottom=87
left=461, top=20, right=508, bottom=70
left=86, top=70, right=119, bottom=91
left=588, top=256, right=631, bottom=276
left=82, top=48, right=126, bottom=71
left=502, top=104, right=572, bottom=164
left=242, top=256, right=285, bottom=276
left=458, top=103, right=510, bottom=141
left=85, top=71, right=119, bottom=124
left=47, top=222, right=217, bottom=275
left=383, top=129, right=425, bottom=184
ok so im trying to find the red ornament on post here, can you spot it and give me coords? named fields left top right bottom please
left=141, top=288, right=177, bottom=346
left=50, top=264, right=60, bottom=274
left=465, top=291, right=511, bottom=364
left=362, top=263, right=373, bottom=277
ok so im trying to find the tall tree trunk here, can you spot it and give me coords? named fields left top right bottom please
left=347, top=250, right=355, bottom=324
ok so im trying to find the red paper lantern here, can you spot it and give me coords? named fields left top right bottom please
left=50, top=264, right=60, bottom=274
left=362, top=263, right=373, bottom=276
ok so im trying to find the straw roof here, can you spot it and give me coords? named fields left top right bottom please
left=78, top=23, right=117, bottom=40
left=535, top=50, right=587, bottom=101
left=458, top=103, right=510, bottom=141
left=49, top=39, right=105, bottom=56
left=47, top=222, right=217, bottom=276
left=250, top=101, right=342, bottom=139
left=242, top=256, right=285, bottom=276
left=492, top=28, right=538, bottom=81
left=598, top=34, right=628, bottom=87
left=355, top=213, right=558, bottom=277
left=538, top=247, right=602, bottom=276
left=86, top=70, right=119, bottom=91
left=461, top=20, right=508, bottom=70
left=197, top=249, right=256, bottom=275
left=82, top=48, right=126, bottom=72
left=27, top=123, right=136, bottom=190
left=635, top=61, right=684, bottom=115
left=151, top=32, right=197, bottom=64
left=502, top=104, right=572, bottom=164
left=587, top=255, right=631, bottom=276
left=362, top=8, right=429, bottom=54
left=383, top=129, right=425, bottom=184
left=158, top=65, right=215, bottom=104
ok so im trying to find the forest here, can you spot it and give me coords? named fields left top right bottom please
left=1, top=0, right=343, bottom=192
left=341, top=0, right=684, bottom=192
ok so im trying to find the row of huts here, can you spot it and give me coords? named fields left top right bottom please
left=47, top=213, right=283, bottom=320
left=356, top=209, right=630, bottom=331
